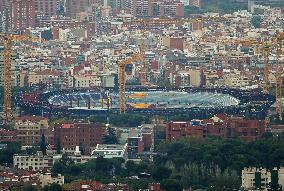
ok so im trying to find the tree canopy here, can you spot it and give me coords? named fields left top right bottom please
left=51, top=134, right=284, bottom=190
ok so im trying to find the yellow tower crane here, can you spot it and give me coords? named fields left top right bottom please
left=263, top=42, right=271, bottom=94
left=275, top=32, right=284, bottom=120
left=118, top=53, right=143, bottom=113
left=0, top=34, right=43, bottom=123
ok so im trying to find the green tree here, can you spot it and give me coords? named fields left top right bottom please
left=151, top=166, right=172, bottom=181
left=40, top=133, right=47, bottom=155
left=161, top=179, right=183, bottom=191
left=56, top=138, right=61, bottom=154
left=0, top=124, right=14, bottom=130
left=22, top=185, right=38, bottom=191
left=42, top=183, right=64, bottom=191
left=52, top=154, right=74, bottom=174
left=26, top=146, right=39, bottom=155
left=102, top=127, right=118, bottom=144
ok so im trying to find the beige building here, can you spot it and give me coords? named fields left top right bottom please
left=73, top=74, right=101, bottom=88
left=39, top=173, right=64, bottom=187
left=14, top=152, right=93, bottom=171
left=14, top=116, right=49, bottom=146
left=223, top=73, right=249, bottom=88
left=242, top=167, right=284, bottom=191
left=188, top=69, right=201, bottom=87
left=204, top=70, right=219, bottom=87
left=28, top=71, right=47, bottom=86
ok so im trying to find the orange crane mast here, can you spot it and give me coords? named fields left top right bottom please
left=118, top=53, right=143, bottom=113
left=0, top=34, right=43, bottom=123
left=275, top=32, right=284, bottom=120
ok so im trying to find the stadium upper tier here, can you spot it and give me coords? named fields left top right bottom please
left=48, top=91, right=240, bottom=110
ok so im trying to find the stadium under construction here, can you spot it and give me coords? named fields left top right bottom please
left=16, top=88, right=274, bottom=119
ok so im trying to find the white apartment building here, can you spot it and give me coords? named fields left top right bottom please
left=14, top=152, right=93, bottom=171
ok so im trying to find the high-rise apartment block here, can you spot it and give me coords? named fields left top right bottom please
left=107, top=0, right=184, bottom=17
left=65, top=0, right=90, bottom=18
left=34, top=0, right=60, bottom=26
left=11, top=0, right=36, bottom=32
left=0, top=0, right=36, bottom=32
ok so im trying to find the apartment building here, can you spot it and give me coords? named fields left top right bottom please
left=223, top=73, right=250, bottom=88
left=166, top=115, right=266, bottom=141
left=13, top=152, right=57, bottom=171
left=242, top=167, right=284, bottom=191
left=11, top=0, right=36, bottom=32
left=127, top=128, right=144, bottom=159
left=54, top=121, right=106, bottom=154
left=189, top=0, right=202, bottom=8
left=73, top=75, right=102, bottom=88
left=14, top=116, right=50, bottom=146
left=13, top=152, right=92, bottom=171
left=34, top=0, right=59, bottom=18
left=39, top=173, right=64, bottom=187
left=65, top=0, right=90, bottom=18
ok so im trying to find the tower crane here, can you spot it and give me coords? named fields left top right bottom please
left=263, top=42, right=271, bottom=94
left=274, top=32, right=284, bottom=120
left=0, top=34, right=43, bottom=123
left=118, top=53, right=143, bottom=114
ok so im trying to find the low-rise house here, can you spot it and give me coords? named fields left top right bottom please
left=39, top=173, right=64, bottom=187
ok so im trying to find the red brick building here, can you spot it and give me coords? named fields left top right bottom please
left=0, top=129, right=17, bottom=142
left=170, top=37, right=184, bottom=50
left=11, top=0, right=35, bottom=32
left=34, top=0, right=59, bottom=18
left=166, top=115, right=265, bottom=141
left=54, top=121, right=106, bottom=154
left=127, top=128, right=144, bottom=159
left=226, top=117, right=265, bottom=141
left=149, top=183, right=165, bottom=191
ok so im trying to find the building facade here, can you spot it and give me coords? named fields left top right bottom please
left=65, top=0, right=90, bottom=18
left=39, top=173, right=64, bottom=187
left=11, top=0, right=36, bottom=32
left=91, top=144, right=128, bottom=159
left=242, top=167, right=284, bottom=191
left=127, top=128, right=144, bottom=159
left=189, top=0, right=202, bottom=8
left=166, top=115, right=266, bottom=141
left=14, top=116, right=50, bottom=146
left=54, top=121, right=106, bottom=154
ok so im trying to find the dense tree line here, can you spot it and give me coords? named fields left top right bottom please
left=48, top=113, right=151, bottom=128
left=50, top=133, right=284, bottom=191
